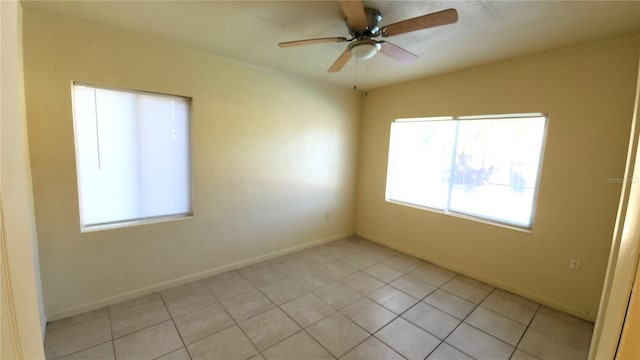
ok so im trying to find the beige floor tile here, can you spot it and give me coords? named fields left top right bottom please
left=518, top=328, right=587, bottom=360
left=110, top=298, right=170, bottom=338
left=446, top=323, right=514, bottom=360
left=220, top=289, right=275, bottom=322
left=537, top=306, right=593, bottom=331
left=317, top=260, right=358, bottom=280
left=46, top=308, right=109, bottom=333
left=113, top=321, right=183, bottom=360
left=203, top=270, right=256, bottom=300
left=361, top=247, right=397, bottom=262
left=341, top=297, right=397, bottom=333
left=390, top=275, right=436, bottom=299
left=465, top=307, right=526, bottom=345
left=291, top=268, right=335, bottom=290
left=295, top=249, right=332, bottom=266
left=262, top=331, right=333, bottom=360
left=340, top=254, right=376, bottom=270
left=426, top=343, right=474, bottom=360
left=242, top=265, right=288, bottom=288
left=315, top=252, right=348, bottom=266
left=155, top=348, right=190, bottom=360
left=46, top=237, right=597, bottom=360
left=341, top=336, right=404, bottom=360
left=529, top=311, right=592, bottom=351
left=511, top=349, right=540, bottom=360
left=360, top=251, right=390, bottom=264
left=456, top=275, right=495, bottom=292
left=363, top=264, right=404, bottom=283
left=316, top=240, right=353, bottom=261
left=382, top=254, right=425, bottom=274
left=161, top=281, right=218, bottom=317
left=306, top=312, right=369, bottom=358
left=402, top=302, right=460, bottom=340
left=173, top=302, right=234, bottom=344
left=239, top=308, right=301, bottom=350
left=375, top=317, right=440, bottom=360
left=409, top=263, right=457, bottom=287
left=44, top=314, right=112, bottom=359
left=187, top=325, right=258, bottom=360
left=424, top=290, right=475, bottom=319
left=272, top=257, right=311, bottom=276
left=441, top=278, right=492, bottom=304
left=108, top=293, right=161, bottom=313
left=480, top=292, right=537, bottom=325
left=280, top=293, right=336, bottom=328
left=494, top=289, right=540, bottom=310
left=259, top=278, right=307, bottom=305
left=368, top=285, right=419, bottom=314
left=343, top=272, right=385, bottom=295
left=313, top=282, right=362, bottom=309
left=57, top=342, right=114, bottom=360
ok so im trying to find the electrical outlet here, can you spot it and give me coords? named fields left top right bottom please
left=569, top=258, right=581, bottom=270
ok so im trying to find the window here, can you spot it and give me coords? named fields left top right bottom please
left=386, top=113, right=547, bottom=229
left=72, top=83, right=191, bottom=231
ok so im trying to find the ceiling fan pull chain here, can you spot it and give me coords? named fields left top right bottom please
left=353, top=57, right=359, bottom=91
left=364, top=59, right=369, bottom=96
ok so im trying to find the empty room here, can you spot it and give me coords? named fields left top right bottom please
left=2, top=0, right=640, bottom=359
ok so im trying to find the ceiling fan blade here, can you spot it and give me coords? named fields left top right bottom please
left=279, top=37, right=348, bottom=48
left=378, top=41, right=418, bottom=64
left=328, top=49, right=352, bottom=73
left=339, top=0, right=367, bottom=29
left=381, top=8, right=458, bottom=37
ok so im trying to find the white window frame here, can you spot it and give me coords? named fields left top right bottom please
left=385, top=113, right=548, bottom=231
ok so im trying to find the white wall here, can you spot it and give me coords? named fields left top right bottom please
left=0, top=0, right=45, bottom=357
left=356, top=35, right=640, bottom=320
left=23, top=10, right=361, bottom=319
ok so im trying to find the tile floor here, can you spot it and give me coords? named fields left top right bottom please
left=44, top=236, right=594, bottom=360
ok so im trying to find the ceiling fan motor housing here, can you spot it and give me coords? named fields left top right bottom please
left=348, top=8, right=382, bottom=37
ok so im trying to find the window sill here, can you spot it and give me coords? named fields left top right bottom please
left=80, top=213, right=194, bottom=233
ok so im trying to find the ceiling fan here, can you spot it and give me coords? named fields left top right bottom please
left=278, top=0, right=458, bottom=72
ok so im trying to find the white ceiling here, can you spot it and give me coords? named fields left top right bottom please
left=22, top=0, right=640, bottom=89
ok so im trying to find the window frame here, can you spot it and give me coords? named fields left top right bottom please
left=71, top=81, right=194, bottom=232
left=385, top=113, right=548, bottom=232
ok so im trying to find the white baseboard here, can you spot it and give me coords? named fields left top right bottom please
left=46, top=232, right=353, bottom=322
left=359, top=232, right=596, bottom=322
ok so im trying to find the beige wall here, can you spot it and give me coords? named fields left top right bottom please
left=1, top=1, right=45, bottom=357
left=356, top=35, right=640, bottom=320
left=23, top=10, right=361, bottom=319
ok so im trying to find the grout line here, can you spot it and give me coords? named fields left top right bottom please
left=48, top=311, right=116, bottom=359
left=49, top=340, right=113, bottom=360
left=508, top=304, right=541, bottom=360
left=424, top=281, right=496, bottom=360
left=107, top=307, right=116, bottom=359
left=253, top=257, right=348, bottom=359
left=157, top=295, right=192, bottom=360
left=200, top=278, right=265, bottom=358
left=254, top=260, right=345, bottom=357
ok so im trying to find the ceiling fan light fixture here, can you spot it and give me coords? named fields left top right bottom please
left=349, top=40, right=380, bottom=60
